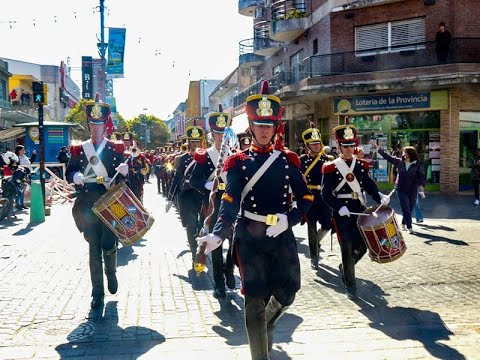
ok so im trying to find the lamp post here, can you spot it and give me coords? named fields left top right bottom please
left=97, top=0, right=108, bottom=100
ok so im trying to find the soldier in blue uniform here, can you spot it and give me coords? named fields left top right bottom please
left=66, top=94, right=129, bottom=309
left=299, top=124, right=333, bottom=270
left=321, top=118, right=390, bottom=300
left=196, top=81, right=313, bottom=360
left=190, top=107, right=235, bottom=298
left=167, top=122, right=205, bottom=267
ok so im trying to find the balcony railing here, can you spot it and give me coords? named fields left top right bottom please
left=271, top=0, right=309, bottom=20
left=233, top=38, right=480, bottom=106
left=0, top=98, right=12, bottom=110
left=254, top=21, right=284, bottom=56
left=239, top=38, right=265, bottom=67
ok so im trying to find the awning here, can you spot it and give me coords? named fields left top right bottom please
left=231, top=113, right=249, bottom=134
left=0, top=127, right=25, bottom=141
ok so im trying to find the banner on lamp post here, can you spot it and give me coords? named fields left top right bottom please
left=107, top=27, right=126, bottom=79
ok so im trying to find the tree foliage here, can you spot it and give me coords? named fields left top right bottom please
left=65, top=102, right=170, bottom=148
left=126, top=114, right=171, bottom=150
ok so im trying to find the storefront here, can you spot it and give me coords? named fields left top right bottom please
left=459, top=111, right=480, bottom=190
left=334, top=90, right=448, bottom=189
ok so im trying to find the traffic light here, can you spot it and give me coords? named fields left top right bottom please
left=32, top=81, right=47, bottom=105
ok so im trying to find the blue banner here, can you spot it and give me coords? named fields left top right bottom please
left=107, top=28, right=126, bottom=78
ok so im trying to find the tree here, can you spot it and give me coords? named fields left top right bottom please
left=126, top=114, right=170, bottom=149
left=65, top=98, right=89, bottom=140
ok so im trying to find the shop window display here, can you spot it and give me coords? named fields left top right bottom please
left=347, top=112, right=440, bottom=184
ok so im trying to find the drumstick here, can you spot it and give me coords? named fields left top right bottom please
left=108, top=158, right=130, bottom=187
left=372, top=188, right=396, bottom=217
left=349, top=212, right=370, bottom=216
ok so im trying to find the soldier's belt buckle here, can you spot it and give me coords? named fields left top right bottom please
left=266, top=214, right=278, bottom=226
left=218, top=183, right=226, bottom=190
left=96, top=176, right=105, bottom=184
left=351, top=192, right=358, bottom=200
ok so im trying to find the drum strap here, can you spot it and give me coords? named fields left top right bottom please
left=333, top=157, right=366, bottom=206
left=241, top=150, right=281, bottom=204
left=82, top=139, right=110, bottom=189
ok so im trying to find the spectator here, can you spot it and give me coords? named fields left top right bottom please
left=376, top=145, right=426, bottom=234
left=435, top=22, right=452, bottom=63
left=414, top=186, right=425, bottom=223
left=331, top=146, right=339, bottom=158
left=471, top=148, right=480, bottom=206
left=56, top=146, right=70, bottom=179
left=14, top=145, right=32, bottom=210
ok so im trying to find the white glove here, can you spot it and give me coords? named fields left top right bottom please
left=165, top=200, right=173, bottom=213
left=73, top=172, right=84, bottom=186
left=265, top=213, right=289, bottom=238
left=115, top=163, right=129, bottom=176
left=379, top=192, right=390, bottom=206
left=338, top=206, right=350, bottom=217
left=204, top=181, right=214, bottom=191
left=196, top=233, right=222, bottom=255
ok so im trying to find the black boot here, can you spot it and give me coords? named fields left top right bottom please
left=225, top=270, right=236, bottom=290
left=310, top=255, right=319, bottom=270
left=307, top=222, right=319, bottom=270
left=265, top=296, right=290, bottom=353
left=245, top=296, right=269, bottom=360
left=103, top=249, right=118, bottom=294
left=90, top=288, right=104, bottom=309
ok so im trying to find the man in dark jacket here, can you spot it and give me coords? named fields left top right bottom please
left=66, top=94, right=128, bottom=309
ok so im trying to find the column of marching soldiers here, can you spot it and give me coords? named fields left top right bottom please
left=67, top=83, right=392, bottom=360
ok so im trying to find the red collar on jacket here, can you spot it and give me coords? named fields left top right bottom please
left=250, top=143, right=274, bottom=154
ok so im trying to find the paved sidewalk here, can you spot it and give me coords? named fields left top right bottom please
left=0, top=184, right=479, bottom=359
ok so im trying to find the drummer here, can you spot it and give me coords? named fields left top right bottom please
left=321, top=117, right=390, bottom=300
left=66, top=94, right=129, bottom=309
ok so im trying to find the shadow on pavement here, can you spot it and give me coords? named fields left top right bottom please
left=12, top=221, right=37, bottom=235
left=55, top=301, right=165, bottom=359
left=270, top=313, right=303, bottom=360
left=117, top=239, right=147, bottom=267
left=414, top=231, right=469, bottom=246
left=313, top=263, right=346, bottom=296
left=212, top=296, right=247, bottom=346
left=0, top=214, right=23, bottom=229
left=357, top=283, right=466, bottom=360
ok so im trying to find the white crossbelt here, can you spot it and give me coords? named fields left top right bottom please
left=336, top=193, right=363, bottom=199
left=243, top=210, right=286, bottom=224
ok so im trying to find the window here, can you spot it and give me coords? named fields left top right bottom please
left=272, top=63, right=284, bottom=76
left=290, top=50, right=304, bottom=83
left=355, top=17, right=425, bottom=56
left=313, top=38, right=318, bottom=55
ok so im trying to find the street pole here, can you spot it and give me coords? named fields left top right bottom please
left=98, top=0, right=107, bottom=100
left=38, top=104, right=46, bottom=204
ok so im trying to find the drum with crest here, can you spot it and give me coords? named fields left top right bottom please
left=357, top=205, right=406, bottom=263
left=92, top=182, right=154, bottom=246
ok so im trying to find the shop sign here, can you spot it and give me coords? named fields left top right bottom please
left=334, top=90, right=448, bottom=115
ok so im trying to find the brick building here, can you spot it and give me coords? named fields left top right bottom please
left=234, top=0, right=480, bottom=193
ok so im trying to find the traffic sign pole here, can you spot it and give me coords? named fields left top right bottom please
left=38, top=103, right=46, bottom=207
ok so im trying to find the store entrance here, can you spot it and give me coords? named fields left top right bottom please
left=459, top=130, right=478, bottom=190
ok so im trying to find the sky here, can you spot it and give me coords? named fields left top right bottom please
left=1, top=0, right=252, bottom=120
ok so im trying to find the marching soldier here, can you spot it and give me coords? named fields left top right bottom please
left=167, top=122, right=205, bottom=267
left=66, top=94, right=129, bottom=309
left=190, top=106, right=235, bottom=298
left=125, top=146, right=149, bottom=203
left=321, top=117, right=390, bottom=300
left=299, top=124, right=333, bottom=270
left=196, top=80, right=313, bottom=360
left=237, top=131, right=252, bottom=151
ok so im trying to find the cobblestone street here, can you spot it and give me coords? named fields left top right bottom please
left=0, top=182, right=479, bottom=359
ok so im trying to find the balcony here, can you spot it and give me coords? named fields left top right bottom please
left=0, top=98, right=12, bottom=110
left=238, top=0, right=264, bottom=17
left=253, top=21, right=284, bottom=56
left=233, top=38, right=480, bottom=105
left=270, top=0, right=310, bottom=42
left=239, top=38, right=265, bottom=67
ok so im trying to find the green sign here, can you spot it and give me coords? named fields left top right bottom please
left=334, top=90, right=448, bottom=115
